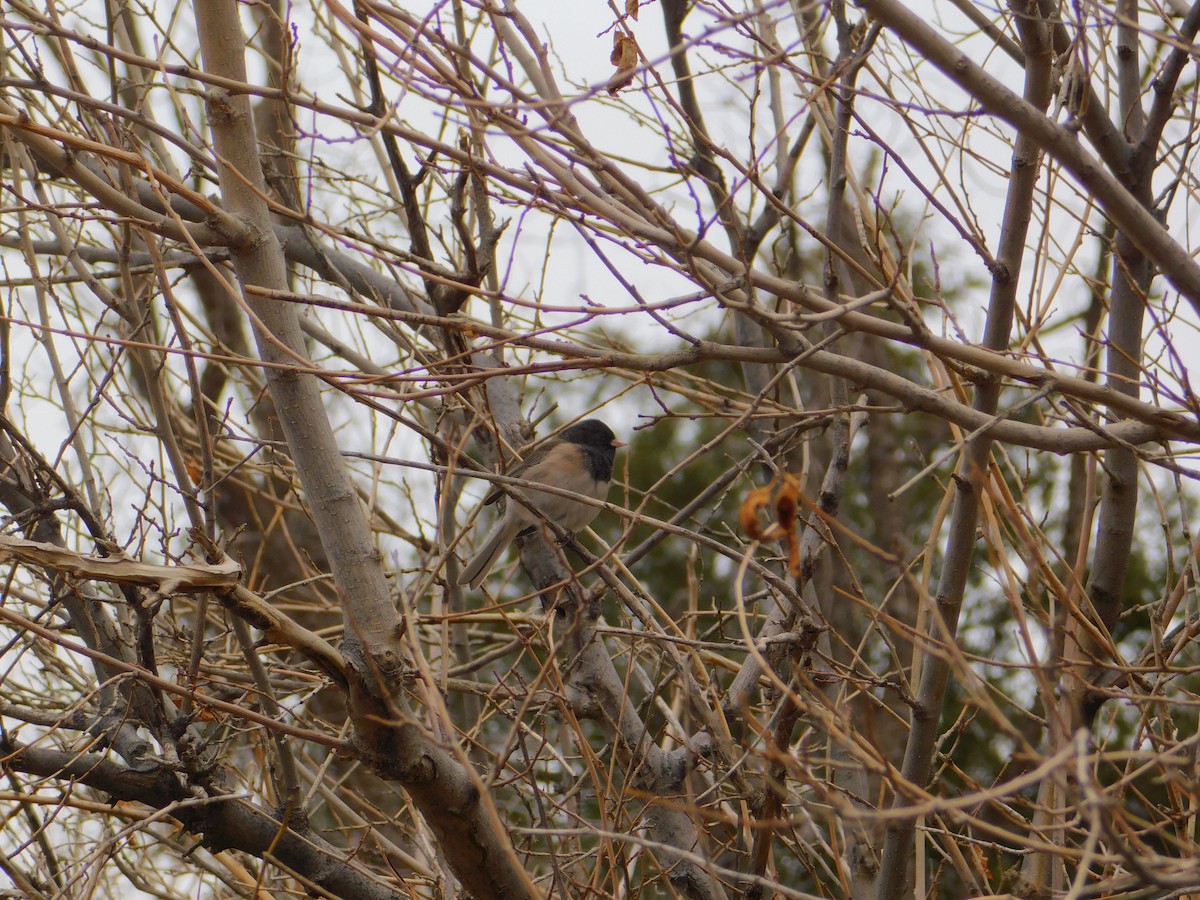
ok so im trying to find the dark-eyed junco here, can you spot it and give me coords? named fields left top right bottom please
left=457, top=419, right=624, bottom=589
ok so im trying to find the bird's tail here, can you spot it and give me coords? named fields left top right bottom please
left=457, top=522, right=513, bottom=589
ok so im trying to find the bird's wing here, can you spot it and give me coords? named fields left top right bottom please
left=483, top=439, right=561, bottom=505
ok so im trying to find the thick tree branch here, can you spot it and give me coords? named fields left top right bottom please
left=0, top=736, right=407, bottom=900
left=878, top=4, right=1053, bottom=893
left=0, top=532, right=240, bottom=592
left=190, top=7, right=536, bottom=898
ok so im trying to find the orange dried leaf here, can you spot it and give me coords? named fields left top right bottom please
left=739, top=485, right=775, bottom=540
left=193, top=706, right=220, bottom=722
left=609, top=33, right=632, bottom=65
left=774, top=474, right=799, bottom=531
left=740, top=474, right=804, bottom=574
left=608, top=33, right=638, bottom=95
left=972, top=843, right=991, bottom=882
left=776, top=474, right=802, bottom=576
left=626, top=0, right=640, bottom=20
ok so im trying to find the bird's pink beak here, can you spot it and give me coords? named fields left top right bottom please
left=612, top=439, right=627, bottom=448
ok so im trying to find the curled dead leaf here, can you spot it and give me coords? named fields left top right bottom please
left=738, top=473, right=804, bottom=575
left=608, top=33, right=638, bottom=95
left=739, top=484, right=775, bottom=541
left=774, top=474, right=802, bottom=576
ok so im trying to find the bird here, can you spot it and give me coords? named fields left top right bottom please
left=457, top=419, right=624, bottom=589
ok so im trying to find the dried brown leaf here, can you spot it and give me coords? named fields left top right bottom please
left=739, top=474, right=804, bottom=574
left=775, top=474, right=801, bottom=576
left=608, top=33, right=638, bottom=95
left=739, top=484, right=775, bottom=541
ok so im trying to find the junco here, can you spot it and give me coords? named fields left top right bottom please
left=457, top=419, right=624, bottom=589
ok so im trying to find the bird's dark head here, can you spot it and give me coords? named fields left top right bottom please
left=562, top=419, right=625, bottom=451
